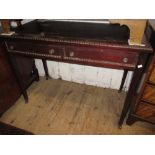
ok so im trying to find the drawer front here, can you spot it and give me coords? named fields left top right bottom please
left=135, top=102, right=155, bottom=123
left=64, top=46, right=138, bottom=68
left=142, top=84, right=155, bottom=105
left=6, top=41, right=138, bottom=69
left=6, top=41, right=62, bottom=59
left=149, top=66, right=155, bottom=84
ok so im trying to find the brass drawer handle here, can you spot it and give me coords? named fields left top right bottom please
left=123, top=57, right=128, bottom=63
left=49, top=49, right=55, bottom=54
left=69, top=51, right=74, bottom=57
left=10, top=45, right=14, bottom=50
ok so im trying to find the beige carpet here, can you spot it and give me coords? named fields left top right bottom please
left=0, top=78, right=155, bottom=134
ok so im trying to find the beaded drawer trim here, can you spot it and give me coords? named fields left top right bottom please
left=8, top=49, right=135, bottom=68
left=8, top=49, right=61, bottom=59
left=64, top=56, right=135, bottom=68
left=3, top=35, right=152, bottom=52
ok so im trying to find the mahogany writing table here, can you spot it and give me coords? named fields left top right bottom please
left=0, top=20, right=153, bottom=127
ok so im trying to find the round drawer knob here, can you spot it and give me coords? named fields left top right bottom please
left=40, top=32, right=45, bottom=37
left=123, top=57, right=128, bottom=63
left=69, top=51, right=74, bottom=57
left=49, top=49, right=55, bottom=54
left=10, top=45, right=14, bottom=50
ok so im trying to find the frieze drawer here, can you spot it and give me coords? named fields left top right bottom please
left=64, top=46, right=138, bottom=69
left=6, top=41, right=62, bottom=59
left=135, top=101, right=155, bottom=123
left=6, top=40, right=138, bottom=69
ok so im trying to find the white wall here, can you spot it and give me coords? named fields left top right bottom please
left=35, top=60, right=133, bottom=91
